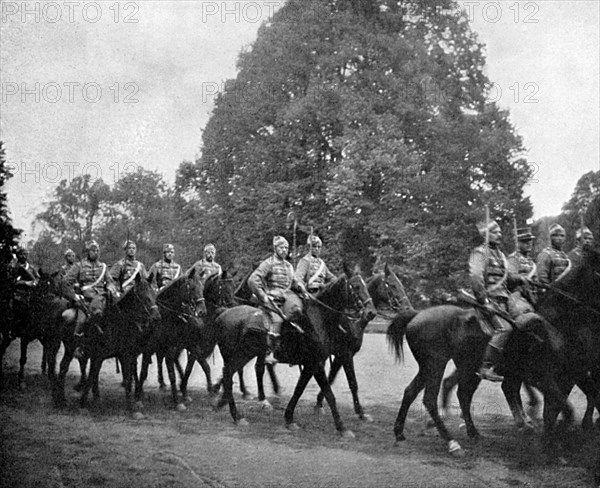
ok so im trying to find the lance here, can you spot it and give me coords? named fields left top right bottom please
left=513, top=213, right=519, bottom=254
left=485, top=204, right=490, bottom=248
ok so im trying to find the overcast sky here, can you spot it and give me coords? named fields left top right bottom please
left=1, top=1, right=598, bottom=240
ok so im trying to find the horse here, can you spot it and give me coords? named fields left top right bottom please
left=311, top=264, right=407, bottom=422
left=135, top=269, right=207, bottom=411
left=213, top=269, right=377, bottom=436
left=72, top=273, right=161, bottom=414
left=178, top=270, right=237, bottom=399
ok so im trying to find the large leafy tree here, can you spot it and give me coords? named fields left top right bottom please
left=182, top=0, right=533, bottom=294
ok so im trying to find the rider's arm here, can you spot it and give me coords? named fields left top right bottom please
left=293, top=257, right=309, bottom=288
left=469, top=247, right=488, bottom=304
left=248, top=260, right=271, bottom=302
left=535, top=250, right=552, bottom=285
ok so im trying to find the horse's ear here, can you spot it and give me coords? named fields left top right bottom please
left=135, top=272, right=142, bottom=283
left=188, top=267, right=197, bottom=280
left=353, top=264, right=362, bottom=276
left=384, top=263, right=390, bottom=276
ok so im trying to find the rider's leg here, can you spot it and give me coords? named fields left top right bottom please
left=479, top=314, right=512, bottom=382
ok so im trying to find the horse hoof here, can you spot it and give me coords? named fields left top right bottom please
left=341, top=429, right=355, bottom=439
left=448, top=440, right=465, bottom=458
left=287, top=423, right=300, bottom=432
left=260, top=400, right=273, bottom=411
left=361, top=414, right=374, bottom=423
left=236, top=418, right=249, bottom=427
left=132, top=411, right=145, bottom=420
left=314, top=406, right=325, bottom=416
left=176, top=403, right=187, bottom=412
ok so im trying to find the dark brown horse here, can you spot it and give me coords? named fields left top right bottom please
left=73, top=273, right=160, bottom=414
left=312, top=264, right=407, bottom=421
left=135, top=269, right=207, bottom=412
left=213, top=271, right=377, bottom=436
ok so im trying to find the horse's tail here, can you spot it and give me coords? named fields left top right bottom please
left=386, top=309, right=418, bottom=363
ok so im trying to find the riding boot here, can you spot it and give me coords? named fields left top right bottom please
left=265, top=333, right=280, bottom=365
left=478, top=344, right=504, bottom=382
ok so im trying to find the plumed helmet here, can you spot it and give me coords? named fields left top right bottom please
left=85, top=240, right=99, bottom=251
left=64, top=248, right=75, bottom=257
left=516, top=227, right=534, bottom=242
left=163, top=243, right=175, bottom=252
left=123, top=239, right=136, bottom=250
left=307, top=235, right=322, bottom=246
left=576, top=227, right=593, bottom=240
left=549, top=223, right=565, bottom=236
left=204, top=243, right=216, bottom=253
left=273, top=236, right=289, bottom=248
left=476, top=220, right=500, bottom=238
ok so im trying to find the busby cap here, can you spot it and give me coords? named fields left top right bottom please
left=64, top=248, right=75, bottom=256
left=307, top=235, right=322, bottom=246
left=273, top=236, right=289, bottom=248
left=576, top=227, right=593, bottom=240
left=163, top=243, right=175, bottom=252
left=549, top=223, right=565, bottom=236
left=85, top=240, right=99, bottom=251
left=204, top=243, right=216, bottom=253
left=476, top=220, right=500, bottom=237
left=516, top=227, right=534, bottom=241
left=123, top=239, right=136, bottom=250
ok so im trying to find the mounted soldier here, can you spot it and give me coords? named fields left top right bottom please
left=507, top=226, right=537, bottom=312
left=61, top=248, right=77, bottom=276
left=536, top=223, right=570, bottom=285
left=63, top=240, right=118, bottom=336
left=568, top=226, right=594, bottom=269
left=187, top=243, right=222, bottom=281
left=469, top=219, right=528, bottom=382
left=248, top=236, right=308, bottom=360
left=294, top=234, right=335, bottom=295
left=9, top=246, right=40, bottom=338
left=148, top=243, right=182, bottom=291
left=110, top=240, right=148, bottom=295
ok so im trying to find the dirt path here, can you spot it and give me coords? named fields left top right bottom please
left=1, top=336, right=599, bottom=488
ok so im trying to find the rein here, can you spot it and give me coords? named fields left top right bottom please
left=538, top=279, right=600, bottom=317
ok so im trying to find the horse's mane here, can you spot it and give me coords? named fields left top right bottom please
left=157, top=273, right=188, bottom=301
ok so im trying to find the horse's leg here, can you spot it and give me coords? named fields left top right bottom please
left=316, top=356, right=343, bottom=411
left=501, top=378, right=534, bottom=431
left=215, top=352, right=256, bottom=424
left=121, top=356, right=136, bottom=415
left=54, top=341, right=74, bottom=406
left=284, top=363, right=315, bottom=431
left=441, top=368, right=460, bottom=413
left=41, top=342, right=48, bottom=375
left=199, top=359, right=214, bottom=395
left=237, top=367, right=249, bottom=398
left=179, top=348, right=196, bottom=400
left=255, top=356, right=266, bottom=401
left=342, top=355, right=371, bottom=421
left=80, top=357, right=102, bottom=407
left=157, top=353, right=166, bottom=389
left=312, top=362, right=351, bottom=437
left=74, top=356, right=88, bottom=391
left=266, top=362, right=279, bottom=396
left=393, top=370, right=426, bottom=442
left=18, top=338, right=28, bottom=389
left=136, top=352, right=151, bottom=403
left=166, top=352, right=184, bottom=411
left=455, top=369, right=483, bottom=439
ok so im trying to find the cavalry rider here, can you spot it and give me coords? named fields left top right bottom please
left=567, top=226, right=594, bottom=269
left=248, top=236, right=308, bottom=358
left=61, top=248, right=77, bottom=276
left=536, top=223, right=570, bottom=285
left=110, top=240, right=148, bottom=296
left=187, top=243, right=222, bottom=281
left=507, top=226, right=537, bottom=311
left=9, top=246, right=40, bottom=337
left=470, top=219, right=528, bottom=382
left=294, top=234, right=335, bottom=294
left=63, top=240, right=118, bottom=335
left=148, top=243, right=182, bottom=290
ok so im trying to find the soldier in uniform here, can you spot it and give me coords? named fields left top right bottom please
left=294, top=235, right=335, bottom=294
left=63, top=240, right=118, bottom=336
left=567, top=227, right=594, bottom=269
left=9, top=246, right=40, bottom=338
left=470, top=220, right=527, bottom=382
left=61, top=248, right=77, bottom=276
left=187, top=243, right=222, bottom=281
left=248, top=236, right=308, bottom=360
left=148, top=243, right=182, bottom=290
left=110, top=240, right=148, bottom=295
left=536, top=223, right=570, bottom=285
left=507, top=227, right=537, bottom=312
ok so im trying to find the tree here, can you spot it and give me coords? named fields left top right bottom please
left=182, top=0, right=533, bottom=294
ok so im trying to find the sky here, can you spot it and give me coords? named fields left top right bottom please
left=1, top=0, right=598, bottom=241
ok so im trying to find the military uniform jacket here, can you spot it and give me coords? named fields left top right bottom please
left=10, top=261, right=40, bottom=301
left=507, top=252, right=537, bottom=280
left=149, top=259, right=181, bottom=289
left=110, top=258, right=147, bottom=293
left=61, top=262, right=76, bottom=276
left=536, top=247, right=570, bottom=284
left=567, top=246, right=584, bottom=269
left=295, top=253, right=335, bottom=291
left=65, top=258, right=115, bottom=298
left=469, top=245, right=521, bottom=303
left=248, top=254, right=300, bottom=299
left=188, top=259, right=222, bottom=280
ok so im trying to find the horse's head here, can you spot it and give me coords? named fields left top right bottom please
left=166, top=267, right=207, bottom=317
left=367, top=264, right=412, bottom=311
left=347, top=273, right=377, bottom=321
left=124, top=272, right=161, bottom=323
left=204, top=270, right=236, bottom=311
